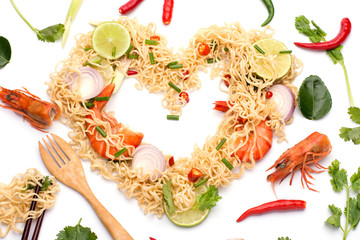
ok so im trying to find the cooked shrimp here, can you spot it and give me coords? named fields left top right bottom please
left=0, top=86, right=61, bottom=132
left=266, top=132, right=332, bottom=193
left=214, top=101, right=273, bottom=162
left=86, top=83, right=144, bottom=159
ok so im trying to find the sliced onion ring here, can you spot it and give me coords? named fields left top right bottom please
left=66, top=66, right=104, bottom=100
left=132, top=144, right=166, bottom=180
left=267, top=84, right=295, bottom=123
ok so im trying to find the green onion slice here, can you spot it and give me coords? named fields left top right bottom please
left=166, top=61, right=178, bottom=67
left=84, top=47, right=92, bottom=51
left=145, top=39, right=159, bottom=45
left=112, top=47, right=116, bottom=58
left=114, top=147, right=127, bottom=158
left=149, top=52, right=156, bottom=64
left=254, top=44, right=265, bottom=54
left=195, top=178, right=208, bottom=188
left=127, top=54, right=139, bottom=59
left=221, top=158, right=234, bottom=170
left=279, top=50, right=292, bottom=54
left=125, top=43, right=134, bottom=55
left=168, top=82, right=181, bottom=93
left=169, top=64, right=183, bottom=69
left=94, top=96, right=110, bottom=101
left=216, top=138, right=227, bottom=150
left=167, top=115, right=180, bottom=120
left=95, top=126, right=107, bottom=138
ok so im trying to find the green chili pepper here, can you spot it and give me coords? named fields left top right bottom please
left=261, top=0, right=275, bottom=27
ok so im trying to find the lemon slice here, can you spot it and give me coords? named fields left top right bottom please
left=91, top=22, right=131, bottom=60
left=164, top=185, right=210, bottom=227
left=252, top=39, right=292, bottom=80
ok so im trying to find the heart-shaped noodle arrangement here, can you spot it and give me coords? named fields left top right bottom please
left=48, top=17, right=302, bottom=218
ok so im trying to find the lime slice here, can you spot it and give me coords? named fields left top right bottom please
left=164, top=185, right=210, bottom=227
left=91, top=22, right=131, bottom=60
left=252, top=39, right=292, bottom=80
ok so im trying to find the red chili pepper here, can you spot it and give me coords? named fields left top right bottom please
left=150, top=35, right=161, bottom=41
left=168, top=156, right=175, bottom=166
left=182, top=70, right=189, bottom=80
left=266, top=91, right=273, bottom=99
left=149, top=238, right=156, bottom=240
left=236, top=199, right=306, bottom=222
left=188, top=168, right=202, bottom=182
left=198, top=43, right=211, bottom=56
left=119, top=0, right=144, bottom=14
left=162, top=0, right=174, bottom=25
left=127, top=70, right=138, bottom=76
left=294, top=18, right=351, bottom=50
left=223, top=74, right=231, bottom=87
left=179, top=92, right=190, bottom=103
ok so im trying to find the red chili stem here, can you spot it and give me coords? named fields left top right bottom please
left=162, top=0, right=174, bottom=25
left=236, top=199, right=306, bottom=222
left=119, top=0, right=144, bottom=14
left=294, top=18, right=351, bottom=50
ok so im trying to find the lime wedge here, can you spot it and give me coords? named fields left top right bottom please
left=164, top=185, right=210, bottom=227
left=91, top=22, right=131, bottom=60
left=252, top=39, right=292, bottom=80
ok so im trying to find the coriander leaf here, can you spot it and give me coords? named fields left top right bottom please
left=27, top=176, right=52, bottom=191
left=351, top=167, right=360, bottom=191
left=348, top=107, right=360, bottom=124
left=0, top=36, right=11, bottom=69
left=328, top=160, right=348, bottom=191
left=345, top=196, right=360, bottom=229
left=311, top=20, right=327, bottom=40
left=195, top=185, right=222, bottom=211
left=162, top=180, right=175, bottom=215
left=326, top=46, right=344, bottom=64
left=56, top=218, right=97, bottom=240
left=325, top=204, right=342, bottom=228
left=37, top=24, right=65, bottom=42
left=339, top=127, right=360, bottom=145
left=294, top=16, right=325, bottom=43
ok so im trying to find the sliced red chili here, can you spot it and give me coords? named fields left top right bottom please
left=182, top=70, right=189, bottom=80
left=198, top=42, right=211, bottom=56
left=162, top=0, right=174, bottom=25
left=127, top=70, right=138, bottom=76
left=119, top=0, right=144, bottom=14
left=188, top=168, right=202, bottom=182
left=150, top=35, right=161, bottom=41
left=236, top=199, right=306, bottom=222
left=223, top=74, right=231, bottom=87
left=179, top=92, right=190, bottom=103
left=265, top=91, right=273, bottom=99
left=168, top=156, right=175, bottom=166
left=294, top=18, right=351, bottom=50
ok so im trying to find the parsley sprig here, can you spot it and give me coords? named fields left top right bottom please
left=326, top=160, right=360, bottom=239
left=10, top=0, right=64, bottom=42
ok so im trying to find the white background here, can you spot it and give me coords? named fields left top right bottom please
left=1, top=0, right=360, bottom=239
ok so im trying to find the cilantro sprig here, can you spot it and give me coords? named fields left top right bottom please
left=56, top=218, right=97, bottom=240
left=340, top=107, right=360, bottom=145
left=26, top=176, right=52, bottom=191
left=325, top=160, right=360, bottom=239
left=295, top=15, right=354, bottom=107
left=193, top=185, right=222, bottom=211
left=10, top=0, right=64, bottom=42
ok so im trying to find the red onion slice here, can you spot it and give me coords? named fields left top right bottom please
left=267, top=84, right=295, bottom=123
left=132, top=144, right=166, bottom=180
left=66, top=66, right=104, bottom=100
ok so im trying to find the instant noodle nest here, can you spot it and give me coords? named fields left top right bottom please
left=48, top=17, right=302, bottom=217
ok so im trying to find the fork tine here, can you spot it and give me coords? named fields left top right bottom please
left=46, top=135, right=68, bottom=165
left=50, top=133, right=80, bottom=161
left=38, top=141, right=61, bottom=175
left=42, top=139, right=65, bottom=167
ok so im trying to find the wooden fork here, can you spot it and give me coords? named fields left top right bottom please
left=38, top=133, right=133, bottom=240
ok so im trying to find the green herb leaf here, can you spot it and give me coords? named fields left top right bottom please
left=37, top=24, right=65, bottom=42
left=294, top=16, right=326, bottom=43
left=162, top=179, right=175, bottom=215
left=0, top=36, right=11, bottom=69
left=278, top=237, right=291, bottom=240
left=298, top=75, right=332, bottom=120
left=328, top=160, right=348, bottom=192
left=325, top=204, right=342, bottom=228
left=345, top=195, right=360, bottom=229
left=339, top=127, right=360, bottom=145
left=326, top=46, right=344, bottom=64
left=348, top=107, right=360, bottom=124
left=27, top=176, right=52, bottom=191
left=56, top=218, right=97, bottom=240
left=351, top=168, right=360, bottom=192
left=194, top=185, right=222, bottom=211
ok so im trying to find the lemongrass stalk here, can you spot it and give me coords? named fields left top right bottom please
left=62, top=0, right=84, bottom=47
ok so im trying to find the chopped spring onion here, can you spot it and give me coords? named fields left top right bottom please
left=112, top=47, right=116, bottom=57
left=84, top=47, right=92, bottom=51
left=207, top=57, right=220, bottom=64
left=166, top=61, right=178, bottom=67
left=224, top=47, right=229, bottom=52
left=254, top=44, right=265, bottom=54
left=84, top=102, right=94, bottom=108
left=279, top=50, right=292, bottom=54
left=216, top=138, right=227, bottom=150
left=149, top=52, right=156, bottom=64
left=95, top=125, right=107, bottom=137
left=125, top=44, right=134, bottom=55
left=94, top=96, right=110, bottom=101
left=114, top=147, right=127, bottom=158
left=145, top=39, right=159, bottom=45
left=221, top=158, right=233, bottom=170
left=169, top=64, right=183, bottom=69
left=195, top=178, right=208, bottom=188
left=167, top=115, right=179, bottom=120
left=168, top=82, right=181, bottom=93
left=127, top=54, right=139, bottom=59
